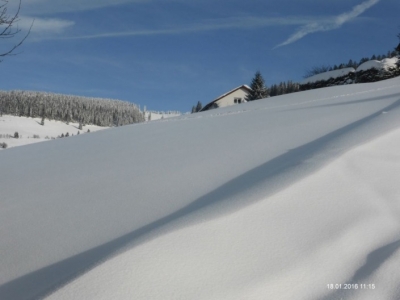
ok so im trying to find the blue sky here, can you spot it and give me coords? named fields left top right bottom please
left=1, top=0, right=399, bottom=112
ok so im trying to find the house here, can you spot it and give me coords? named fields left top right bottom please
left=201, top=85, right=252, bottom=111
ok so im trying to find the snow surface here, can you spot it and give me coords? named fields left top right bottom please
left=144, top=111, right=182, bottom=121
left=357, top=57, right=399, bottom=72
left=0, top=116, right=107, bottom=149
left=302, top=67, right=355, bottom=84
left=1, top=77, right=400, bottom=300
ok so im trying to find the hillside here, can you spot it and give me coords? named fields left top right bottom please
left=0, top=90, right=144, bottom=127
left=0, top=115, right=108, bottom=149
left=1, top=78, right=400, bottom=300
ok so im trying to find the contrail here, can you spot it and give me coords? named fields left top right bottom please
left=274, top=0, right=380, bottom=48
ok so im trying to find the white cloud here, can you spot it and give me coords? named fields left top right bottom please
left=274, top=0, right=380, bottom=48
left=23, top=0, right=150, bottom=14
left=16, top=16, right=75, bottom=40
left=51, top=16, right=316, bottom=40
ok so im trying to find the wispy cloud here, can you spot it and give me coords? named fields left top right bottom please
left=23, top=0, right=151, bottom=14
left=274, top=0, right=380, bottom=48
left=18, top=16, right=75, bottom=40
left=48, top=16, right=317, bottom=40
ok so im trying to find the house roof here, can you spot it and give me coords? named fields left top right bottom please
left=201, top=85, right=252, bottom=111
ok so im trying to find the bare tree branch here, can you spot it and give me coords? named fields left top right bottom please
left=0, top=0, right=33, bottom=60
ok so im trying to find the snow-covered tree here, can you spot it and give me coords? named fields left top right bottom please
left=246, top=71, right=268, bottom=101
left=0, top=90, right=145, bottom=126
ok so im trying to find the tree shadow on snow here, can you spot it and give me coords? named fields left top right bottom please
left=319, top=239, right=400, bottom=300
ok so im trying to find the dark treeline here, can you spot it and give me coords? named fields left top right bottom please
left=269, top=81, right=300, bottom=97
left=0, top=90, right=145, bottom=127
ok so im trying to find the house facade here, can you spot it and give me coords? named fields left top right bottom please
left=201, top=85, right=252, bottom=111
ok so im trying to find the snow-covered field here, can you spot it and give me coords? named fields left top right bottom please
left=144, top=110, right=182, bottom=121
left=1, top=77, right=400, bottom=300
left=0, top=116, right=108, bottom=149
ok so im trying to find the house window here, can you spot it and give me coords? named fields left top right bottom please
left=234, top=97, right=242, bottom=104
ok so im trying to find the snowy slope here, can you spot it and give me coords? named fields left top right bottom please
left=357, top=57, right=399, bottom=72
left=0, top=115, right=107, bottom=149
left=1, top=78, right=400, bottom=300
left=301, top=67, right=355, bottom=84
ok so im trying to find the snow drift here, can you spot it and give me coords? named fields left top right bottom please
left=1, top=77, right=400, bottom=300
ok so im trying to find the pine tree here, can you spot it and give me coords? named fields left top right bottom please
left=246, top=71, right=268, bottom=101
left=191, top=101, right=203, bottom=113
left=347, top=59, right=354, bottom=68
left=195, top=101, right=203, bottom=112
left=359, top=58, right=369, bottom=65
left=395, top=33, right=400, bottom=53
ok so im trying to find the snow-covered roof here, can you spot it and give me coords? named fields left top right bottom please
left=356, top=57, right=399, bottom=72
left=301, top=68, right=355, bottom=85
left=201, top=85, right=252, bottom=111
left=212, top=84, right=252, bottom=102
